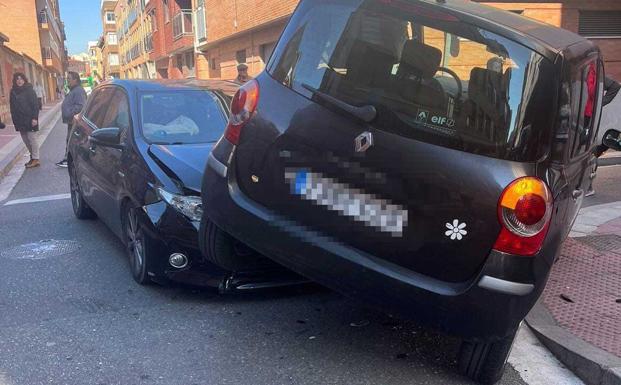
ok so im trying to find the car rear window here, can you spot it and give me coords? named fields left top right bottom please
left=139, top=90, right=227, bottom=144
left=268, top=0, right=556, bottom=161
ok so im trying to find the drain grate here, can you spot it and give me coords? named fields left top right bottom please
left=576, top=234, right=621, bottom=252
left=0, top=240, right=81, bottom=260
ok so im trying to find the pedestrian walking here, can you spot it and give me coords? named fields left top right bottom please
left=9, top=73, right=41, bottom=168
left=34, top=82, right=44, bottom=110
left=56, top=71, right=87, bottom=168
left=234, top=63, right=252, bottom=84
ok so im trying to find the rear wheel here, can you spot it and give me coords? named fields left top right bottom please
left=458, top=329, right=517, bottom=384
left=123, top=206, right=153, bottom=285
left=202, top=217, right=270, bottom=271
left=69, top=160, right=96, bottom=220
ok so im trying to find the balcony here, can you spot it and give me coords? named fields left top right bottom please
left=41, top=47, right=62, bottom=73
left=173, top=10, right=193, bottom=40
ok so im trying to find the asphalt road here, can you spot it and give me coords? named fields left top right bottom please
left=0, top=117, right=593, bottom=385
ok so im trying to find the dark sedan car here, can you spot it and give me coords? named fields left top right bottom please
left=200, top=1, right=604, bottom=383
left=67, top=79, right=258, bottom=286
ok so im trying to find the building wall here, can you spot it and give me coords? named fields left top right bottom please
left=480, top=1, right=621, bottom=79
left=148, top=0, right=194, bottom=79
left=0, top=0, right=42, bottom=65
left=101, top=0, right=120, bottom=79
left=195, top=0, right=298, bottom=80
left=194, top=0, right=621, bottom=81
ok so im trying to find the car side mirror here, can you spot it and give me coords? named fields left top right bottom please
left=603, top=129, right=621, bottom=151
left=90, top=127, right=123, bottom=149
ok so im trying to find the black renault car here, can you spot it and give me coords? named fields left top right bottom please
left=199, top=1, right=605, bottom=383
left=67, top=79, right=251, bottom=286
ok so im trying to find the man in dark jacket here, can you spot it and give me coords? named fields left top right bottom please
left=56, top=72, right=87, bottom=168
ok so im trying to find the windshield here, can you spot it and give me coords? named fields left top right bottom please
left=269, top=0, right=556, bottom=161
left=139, top=90, right=227, bottom=144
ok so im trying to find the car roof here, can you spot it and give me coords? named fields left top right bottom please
left=98, top=79, right=240, bottom=98
left=398, top=0, right=595, bottom=60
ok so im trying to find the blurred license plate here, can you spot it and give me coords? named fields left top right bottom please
left=285, top=169, right=407, bottom=237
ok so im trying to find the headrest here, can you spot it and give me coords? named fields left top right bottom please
left=399, top=40, right=442, bottom=80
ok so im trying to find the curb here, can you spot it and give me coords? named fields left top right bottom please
left=525, top=301, right=621, bottom=385
left=0, top=103, right=61, bottom=178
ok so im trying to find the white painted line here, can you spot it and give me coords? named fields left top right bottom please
left=4, top=193, right=71, bottom=206
left=0, top=113, right=61, bottom=203
left=509, top=326, right=585, bottom=385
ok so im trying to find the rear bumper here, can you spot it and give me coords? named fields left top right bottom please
left=201, top=159, right=560, bottom=340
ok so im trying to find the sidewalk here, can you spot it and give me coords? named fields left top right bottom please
left=0, top=101, right=61, bottom=178
left=527, top=203, right=621, bottom=385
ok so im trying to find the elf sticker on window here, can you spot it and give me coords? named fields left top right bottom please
left=431, top=115, right=455, bottom=128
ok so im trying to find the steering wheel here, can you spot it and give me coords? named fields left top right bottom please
left=436, top=67, right=463, bottom=100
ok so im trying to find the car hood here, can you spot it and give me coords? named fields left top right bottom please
left=148, top=143, right=215, bottom=192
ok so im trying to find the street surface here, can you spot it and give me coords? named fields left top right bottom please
left=0, top=117, right=602, bottom=385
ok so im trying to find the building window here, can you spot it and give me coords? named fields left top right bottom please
left=163, top=0, right=170, bottom=23
left=260, top=42, right=277, bottom=64
left=236, top=49, right=246, bottom=64
left=109, top=54, right=119, bottom=66
left=579, top=11, right=621, bottom=37
left=186, top=52, right=195, bottom=77
left=150, top=10, right=157, bottom=31
left=196, top=0, right=207, bottom=42
left=105, top=11, right=115, bottom=24
left=107, top=32, right=118, bottom=45
left=210, top=58, right=217, bottom=70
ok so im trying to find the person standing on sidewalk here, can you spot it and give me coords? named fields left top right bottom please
left=56, top=72, right=86, bottom=168
left=9, top=73, right=41, bottom=169
left=234, top=63, right=252, bottom=84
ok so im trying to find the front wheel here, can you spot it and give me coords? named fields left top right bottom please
left=458, top=329, right=517, bottom=384
left=123, top=207, right=153, bottom=285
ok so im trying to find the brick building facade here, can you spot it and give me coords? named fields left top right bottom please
left=193, top=0, right=298, bottom=80
left=192, top=0, right=621, bottom=81
left=0, top=0, right=67, bottom=124
left=100, top=0, right=120, bottom=79
left=146, top=0, right=195, bottom=79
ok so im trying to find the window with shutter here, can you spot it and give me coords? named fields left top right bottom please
left=579, top=11, right=621, bottom=38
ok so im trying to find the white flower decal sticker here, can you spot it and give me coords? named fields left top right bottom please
left=445, top=219, right=467, bottom=241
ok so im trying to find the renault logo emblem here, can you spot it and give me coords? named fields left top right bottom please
left=355, top=132, right=373, bottom=153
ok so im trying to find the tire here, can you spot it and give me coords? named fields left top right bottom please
left=123, top=206, right=153, bottom=285
left=69, top=161, right=97, bottom=220
left=458, top=329, right=518, bottom=385
left=202, top=217, right=269, bottom=271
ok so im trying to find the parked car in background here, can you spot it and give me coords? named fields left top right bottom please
left=199, top=0, right=604, bottom=383
left=67, top=79, right=268, bottom=287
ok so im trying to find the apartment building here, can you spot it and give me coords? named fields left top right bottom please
left=100, top=0, right=120, bottom=79
left=116, top=0, right=155, bottom=79
left=191, top=0, right=621, bottom=81
left=0, top=0, right=67, bottom=122
left=146, top=0, right=195, bottom=79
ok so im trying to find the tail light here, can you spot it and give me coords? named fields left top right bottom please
left=493, top=177, right=553, bottom=256
left=224, top=79, right=260, bottom=145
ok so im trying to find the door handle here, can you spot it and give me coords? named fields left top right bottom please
left=73, top=131, right=80, bottom=137
left=572, top=189, right=583, bottom=200
left=89, top=145, right=96, bottom=154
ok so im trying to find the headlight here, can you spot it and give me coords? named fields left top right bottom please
left=157, top=187, right=203, bottom=222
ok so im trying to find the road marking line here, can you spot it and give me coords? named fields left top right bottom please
left=509, top=326, right=585, bottom=385
left=4, top=193, right=71, bottom=206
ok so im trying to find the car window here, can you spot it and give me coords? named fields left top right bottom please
left=139, top=90, right=227, bottom=144
left=84, top=87, right=116, bottom=128
left=269, top=0, right=556, bottom=162
left=101, top=88, right=131, bottom=143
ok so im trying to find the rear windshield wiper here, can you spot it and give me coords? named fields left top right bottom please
left=301, top=83, right=377, bottom=123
